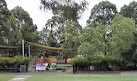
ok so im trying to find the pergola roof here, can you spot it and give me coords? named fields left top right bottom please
left=26, top=41, right=71, bottom=51
left=0, top=45, right=19, bottom=49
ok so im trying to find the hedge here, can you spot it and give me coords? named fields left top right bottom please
left=0, top=55, right=30, bottom=66
left=71, top=57, right=90, bottom=71
left=71, top=56, right=122, bottom=71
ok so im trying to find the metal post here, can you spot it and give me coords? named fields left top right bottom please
left=59, top=51, right=61, bottom=63
left=22, top=40, right=24, bottom=59
left=28, top=45, right=31, bottom=58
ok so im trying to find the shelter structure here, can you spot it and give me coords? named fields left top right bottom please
left=25, top=41, right=71, bottom=63
left=0, top=45, right=19, bottom=49
left=0, top=45, right=19, bottom=56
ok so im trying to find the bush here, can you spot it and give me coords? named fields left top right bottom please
left=14, top=55, right=24, bottom=65
left=62, top=68, right=66, bottom=72
left=71, top=56, right=122, bottom=71
left=71, top=57, right=90, bottom=71
left=89, top=56, right=122, bottom=71
left=0, top=55, right=30, bottom=69
left=88, top=56, right=107, bottom=71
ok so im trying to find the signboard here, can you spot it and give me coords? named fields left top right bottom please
left=47, top=63, right=56, bottom=70
left=36, top=63, right=56, bottom=70
left=36, top=63, right=48, bottom=70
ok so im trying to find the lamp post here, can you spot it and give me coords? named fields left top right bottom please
left=22, top=40, right=24, bottom=59
left=28, top=45, right=31, bottom=58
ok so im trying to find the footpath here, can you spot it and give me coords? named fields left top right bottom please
left=8, top=75, right=31, bottom=81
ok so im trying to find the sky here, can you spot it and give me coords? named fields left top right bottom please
left=5, top=0, right=137, bottom=31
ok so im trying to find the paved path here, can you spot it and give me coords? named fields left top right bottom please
left=8, top=75, right=32, bottom=81
left=0, top=71, right=137, bottom=76
left=0, top=72, right=73, bottom=75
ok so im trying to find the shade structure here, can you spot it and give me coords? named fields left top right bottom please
left=26, top=41, right=71, bottom=51
left=0, top=45, right=19, bottom=49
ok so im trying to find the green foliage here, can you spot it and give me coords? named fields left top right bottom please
left=39, top=28, right=49, bottom=45
left=120, top=32, right=137, bottom=70
left=78, top=42, right=93, bottom=55
left=120, top=1, right=137, bottom=24
left=59, top=21, right=82, bottom=62
left=108, top=14, right=136, bottom=55
left=78, top=25, right=106, bottom=56
left=71, top=57, right=89, bottom=65
left=41, top=0, right=88, bottom=52
left=89, top=56, right=122, bottom=71
left=40, top=0, right=88, bottom=21
left=0, top=0, right=22, bottom=46
left=61, top=68, right=66, bottom=72
left=80, top=14, right=136, bottom=57
left=23, top=57, right=31, bottom=65
left=71, top=56, right=121, bottom=71
left=87, top=1, right=117, bottom=27
left=11, top=6, right=40, bottom=43
left=71, top=56, right=89, bottom=71
left=0, top=55, right=30, bottom=66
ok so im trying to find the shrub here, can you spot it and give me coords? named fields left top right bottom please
left=89, top=56, right=122, bottom=71
left=62, top=68, right=66, bottom=72
left=88, top=56, right=107, bottom=71
left=71, top=57, right=90, bottom=71
left=71, top=56, right=122, bottom=71
left=0, top=55, right=30, bottom=68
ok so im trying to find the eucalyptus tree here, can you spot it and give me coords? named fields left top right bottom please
left=59, top=21, right=82, bottom=63
left=11, top=6, right=40, bottom=43
left=120, top=1, right=137, bottom=24
left=40, top=0, right=88, bottom=21
left=78, top=25, right=106, bottom=56
left=108, top=14, right=137, bottom=69
left=87, top=1, right=117, bottom=27
left=0, top=0, right=10, bottom=45
left=108, top=14, right=136, bottom=55
left=39, top=27, right=49, bottom=45
left=40, top=0, right=88, bottom=47
left=79, top=14, right=136, bottom=57
left=0, top=0, right=22, bottom=45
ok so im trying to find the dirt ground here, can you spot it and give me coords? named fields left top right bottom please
left=31, top=56, right=71, bottom=64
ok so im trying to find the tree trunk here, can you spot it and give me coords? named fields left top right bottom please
left=65, top=58, right=67, bottom=63
left=134, top=62, right=137, bottom=70
left=104, top=51, right=107, bottom=56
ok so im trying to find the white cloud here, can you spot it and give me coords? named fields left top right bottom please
left=5, top=0, right=137, bottom=31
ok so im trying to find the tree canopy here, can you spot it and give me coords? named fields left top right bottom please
left=11, top=6, right=40, bottom=43
left=87, top=1, right=117, bottom=27
left=40, top=0, right=88, bottom=21
left=120, top=1, right=137, bottom=24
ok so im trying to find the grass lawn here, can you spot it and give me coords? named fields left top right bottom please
left=25, top=75, right=137, bottom=81
left=0, top=75, right=16, bottom=81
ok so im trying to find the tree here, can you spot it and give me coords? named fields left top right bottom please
left=40, top=0, right=88, bottom=48
left=10, top=6, right=41, bottom=56
left=78, top=25, right=106, bottom=56
left=87, top=1, right=117, bottom=27
left=7, top=13, right=22, bottom=45
left=0, top=0, right=10, bottom=44
left=39, top=27, right=49, bottom=45
left=59, top=21, right=82, bottom=63
left=40, top=0, right=88, bottom=21
left=121, top=33, right=137, bottom=70
left=79, top=14, right=136, bottom=57
left=0, top=0, right=22, bottom=46
left=11, top=6, right=40, bottom=43
left=107, top=14, right=137, bottom=70
left=120, top=1, right=137, bottom=24
left=108, top=14, right=136, bottom=56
